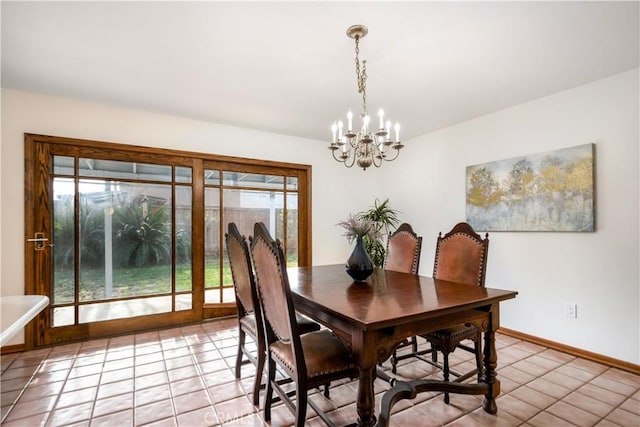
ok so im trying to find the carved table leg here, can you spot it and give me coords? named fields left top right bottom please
left=482, top=305, right=500, bottom=414
left=353, top=331, right=377, bottom=427
left=356, top=366, right=376, bottom=427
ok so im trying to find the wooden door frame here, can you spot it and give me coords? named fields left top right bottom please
left=24, top=133, right=312, bottom=348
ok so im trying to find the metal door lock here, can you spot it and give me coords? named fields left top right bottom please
left=27, top=232, right=50, bottom=251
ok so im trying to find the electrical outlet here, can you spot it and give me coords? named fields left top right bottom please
left=565, top=303, right=577, bottom=319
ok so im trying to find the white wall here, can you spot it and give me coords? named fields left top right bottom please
left=2, top=69, right=638, bottom=365
left=383, top=69, right=639, bottom=364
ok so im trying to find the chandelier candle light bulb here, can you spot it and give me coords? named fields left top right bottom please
left=328, top=24, right=405, bottom=170
left=363, top=115, right=370, bottom=134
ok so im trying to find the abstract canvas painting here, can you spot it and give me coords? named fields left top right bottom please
left=466, top=143, right=595, bottom=232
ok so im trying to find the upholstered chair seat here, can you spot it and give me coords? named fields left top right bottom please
left=270, top=330, right=356, bottom=379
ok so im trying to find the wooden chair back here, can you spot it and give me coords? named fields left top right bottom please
left=226, top=222, right=257, bottom=316
left=384, top=223, right=423, bottom=274
left=250, top=222, right=301, bottom=365
left=433, top=222, right=489, bottom=287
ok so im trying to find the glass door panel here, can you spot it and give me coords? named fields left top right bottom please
left=78, top=181, right=173, bottom=303
left=286, top=192, right=299, bottom=267
left=204, top=187, right=221, bottom=304
left=50, top=154, right=194, bottom=328
left=175, top=185, right=193, bottom=311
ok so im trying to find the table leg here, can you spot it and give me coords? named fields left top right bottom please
left=356, top=366, right=377, bottom=427
left=352, top=330, right=377, bottom=427
left=482, top=306, right=500, bottom=414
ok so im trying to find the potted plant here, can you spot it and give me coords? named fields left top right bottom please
left=337, top=214, right=379, bottom=282
left=337, top=198, right=401, bottom=280
left=358, top=198, right=400, bottom=268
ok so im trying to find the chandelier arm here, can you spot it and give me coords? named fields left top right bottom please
left=332, top=146, right=357, bottom=168
left=381, top=146, right=403, bottom=162
left=330, top=149, right=344, bottom=163
left=372, top=150, right=383, bottom=168
left=344, top=151, right=357, bottom=168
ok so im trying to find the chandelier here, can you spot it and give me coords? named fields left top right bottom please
left=329, top=25, right=404, bottom=170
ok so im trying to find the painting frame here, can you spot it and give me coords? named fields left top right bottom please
left=466, top=143, right=595, bottom=232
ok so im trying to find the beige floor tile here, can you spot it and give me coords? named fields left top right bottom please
left=48, top=401, right=94, bottom=426
left=604, top=407, right=638, bottom=426
left=618, top=397, right=640, bottom=416
left=208, top=380, right=248, bottom=403
left=495, top=394, right=540, bottom=421
left=135, top=399, right=176, bottom=426
left=527, top=377, right=573, bottom=399
left=540, top=370, right=589, bottom=390
left=173, top=389, right=213, bottom=415
left=1, top=394, right=57, bottom=422
left=92, top=392, right=134, bottom=418
left=545, top=400, right=600, bottom=426
left=527, top=411, right=576, bottom=427
left=1, top=324, right=639, bottom=427
left=577, top=382, right=628, bottom=407
left=511, top=359, right=554, bottom=377
left=96, top=378, right=134, bottom=399
left=446, top=406, right=523, bottom=426
left=591, top=374, right=638, bottom=396
left=553, top=363, right=599, bottom=383
left=214, top=395, right=257, bottom=421
left=135, top=383, right=172, bottom=407
left=509, top=385, right=557, bottom=410
left=175, top=405, right=221, bottom=426
left=603, top=369, right=640, bottom=388
left=0, top=410, right=50, bottom=427
left=134, top=360, right=166, bottom=377
left=561, top=390, right=615, bottom=418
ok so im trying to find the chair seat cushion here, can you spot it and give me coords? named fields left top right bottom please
left=239, top=313, right=258, bottom=337
left=270, top=330, right=356, bottom=379
left=422, top=324, right=477, bottom=343
left=239, top=312, right=318, bottom=338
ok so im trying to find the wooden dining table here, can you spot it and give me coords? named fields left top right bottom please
left=288, top=264, right=518, bottom=427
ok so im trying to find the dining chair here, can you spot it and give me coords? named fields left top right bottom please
left=391, top=222, right=489, bottom=404
left=383, top=222, right=423, bottom=274
left=225, top=222, right=320, bottom=406
left=250, top=222, right=358, bottom=427
left=382, top=223, right=424, bottom=373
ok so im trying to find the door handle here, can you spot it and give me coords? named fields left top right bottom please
left=27, top=232, right=49, bottom=251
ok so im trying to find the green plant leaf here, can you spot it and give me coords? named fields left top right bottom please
left=338, top=198, right=401, bottom=268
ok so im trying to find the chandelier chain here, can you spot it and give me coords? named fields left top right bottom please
left=354, top=36, right=367, bottom=115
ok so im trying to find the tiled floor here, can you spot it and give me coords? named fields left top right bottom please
left=1, top=318, right=639, bottom=427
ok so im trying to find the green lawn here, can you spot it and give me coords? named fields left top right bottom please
left=53, top=257, right=232, bottom=303
left=53, top=254, right=296, bottom=304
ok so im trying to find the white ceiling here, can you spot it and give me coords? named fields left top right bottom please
left=2, top=1, right=638, bottom=142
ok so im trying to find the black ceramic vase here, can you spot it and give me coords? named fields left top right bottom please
left=345, top=236, right=374, bottom=282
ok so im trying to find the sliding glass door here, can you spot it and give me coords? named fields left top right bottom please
left=24, top=134, right=310, bottom=347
